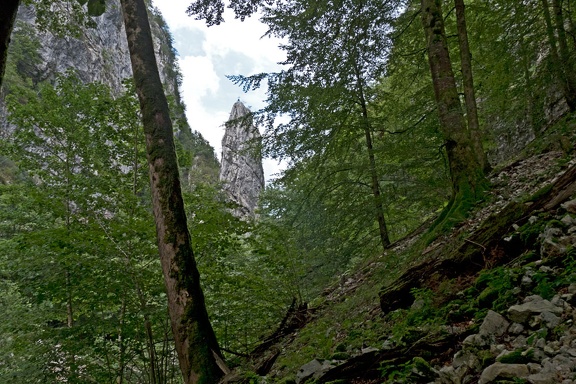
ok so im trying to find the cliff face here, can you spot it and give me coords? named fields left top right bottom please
left=0, top=0, right=220, bottom=184
left=9, top=2, right=175, bottom=95
left=220, top=101, right=265, bottom=218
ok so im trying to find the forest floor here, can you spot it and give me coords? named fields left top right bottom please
left=235, top=116, right=576, bottom=384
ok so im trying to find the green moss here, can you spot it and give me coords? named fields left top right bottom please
left=477, top=287, right=499, bottom=308
left=477, top=349, right=495, bottom=368
left=533, top=273, right=556, bottom=300
left=334, top=343, right=347, bottom=352
left=547, top=219, right=567, bottom=229
left=527, top=184, right=553, bottom=202
left=497, top=349, right=533, bottom=364
left=412, top=356, right=435, bottom=378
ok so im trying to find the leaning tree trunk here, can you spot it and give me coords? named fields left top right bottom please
left=0, top=0, right=20, bottom=88
left=420, top=0, right=486, bottom=231
left=119, top=0, right=225, bottom=383
left=454, top=0, right=489, bottom=172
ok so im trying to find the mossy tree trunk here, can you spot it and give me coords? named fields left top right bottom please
left=552, top=0, right=576, bottom=112
left=454, top=0, right=489, bottom=172
left=0, top=0, right=20, bottom=88
left=420, top=0, right=487, bottom=231
left=541, top=0, right=576, bottom=112
left=119, top=0, right=225, bottom=383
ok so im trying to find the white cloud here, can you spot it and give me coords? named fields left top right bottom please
left=153, top=0, right=286, bottom=181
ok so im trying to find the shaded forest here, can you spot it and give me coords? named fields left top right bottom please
left=1, top=0, right=576, bottom=383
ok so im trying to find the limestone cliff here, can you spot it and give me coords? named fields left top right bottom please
left=220, top=101, right=265, bottom=218
left=0, top=0, right=219, bottom=184
left=7, top=2, right=175, bottom=96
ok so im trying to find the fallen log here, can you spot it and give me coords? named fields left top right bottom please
left=317, top=330, right=469, bottom=383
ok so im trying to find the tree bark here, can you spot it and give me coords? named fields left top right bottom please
left=0, top=0, right=20, bottom=88
left=454, top=0, right=489, bottom=172
left=541, top=0, right=576, bottom=111
left=355, top=64, right=391, bottom=249
left=420, top=0, right=486, bottom=229
left=552, top=0, right=576, bottom=111
left=119, top=1, right=225, bottom=383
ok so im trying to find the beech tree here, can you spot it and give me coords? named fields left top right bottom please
left=420, top=0, right=487, bottom=231
left=541, top=0, right=576, bottom=111
left=119, top=0, right=225, bottom=383
left=454, top=0, right=488, bottom=172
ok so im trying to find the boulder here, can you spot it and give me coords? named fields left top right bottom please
left=508, top=296, right=563, bottom=323
left=478, top=362, right=529, bottom=384
left=561, top=199, right=576, bottom=214
left=479, top=310, right=510, bottom=337
left=296, top=359, right=335, bottom=383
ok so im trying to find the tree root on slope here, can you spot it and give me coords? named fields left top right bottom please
left=379, top=163, right=576, bottom=314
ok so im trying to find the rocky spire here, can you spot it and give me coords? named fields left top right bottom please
left=219, top=100, right=265, bottom=218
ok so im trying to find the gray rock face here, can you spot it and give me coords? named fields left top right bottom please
left=219, top=101, right=265, bottom=218
left=1, top=2, right=217, bottom=181
left=1, top=2, right=185, bottom=137
left=11, top=2, right=177, bottom=95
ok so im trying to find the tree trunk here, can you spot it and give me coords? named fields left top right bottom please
left=0, top=0, right=20, bottom=88
left=66, top=270, right=74, bottom=327
left=420, top=0, right=486, bottom=231
left=454, top=0, right=489, bottom=172
left=119, top=1, right=225, bottom=383
left=552, top=0, right=576, bottom=111
left=568, top=0, right=576, bottom=49
left=355, top=63, right=391, bottom=249
left=541, top=0, right=576, bottom=111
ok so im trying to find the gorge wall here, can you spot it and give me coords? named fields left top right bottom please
left=0, top=0, right=220, bottom=185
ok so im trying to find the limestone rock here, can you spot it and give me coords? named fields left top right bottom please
left=219, top=101, right=265, bottom=219
left=479, top=310, right=509, bottom=337
left=12, top=2, right=177, bottom=95
left=508, top=296, right=563, bottom=323
left=478, top=362, right=529, bottom=384
left=296, top=359, right=323, bottom=383
left=561, top=199, right=576, bottom=214
left=295, top=359, right=334, bottom=384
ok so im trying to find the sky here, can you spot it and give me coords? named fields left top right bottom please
left=152, top=0, right=286, bottom=181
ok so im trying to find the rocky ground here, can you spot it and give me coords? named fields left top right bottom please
left=436, top=197, right=576, bottom=384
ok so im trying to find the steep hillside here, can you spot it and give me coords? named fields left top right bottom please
left=237, top=117, right=576, bottom=383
